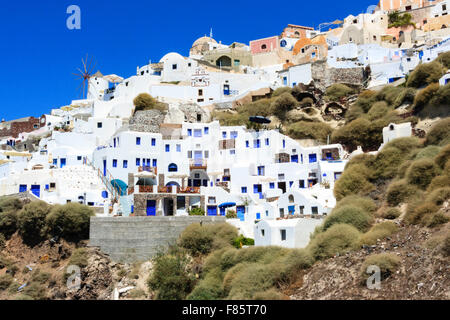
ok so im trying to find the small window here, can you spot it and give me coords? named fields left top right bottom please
left=312, top=207, right=319, bottom=215
left=241, top=187, right=247, bottom=194
left=136, top=158, right=141, bottom=166
left=97, top=122, right=102, bottom=128
left=153, top=159, right=158, bottom=167
left=281, top=229, right=287, bottom=241
left=123, top=160, right=128, bottom=168
left=165, top=145, right=170, bottom=152
left=77, top=156, right=82, bottom=161
left=188, top=129, right=192, bottom=136
left=176, top=144, right=181, bottom=152
left=261, top=229, right=265, bottom=237
left=188, top=62, right=192, bottom=67
left=204, top=127, right=209, bottom=134
left=152, top=138, right=156, bottom=146
left=188, top=151, right=193, bottom=158
left=222, top=132, right=227, bottom=139
left=112, top=159, right=118, bottom=168
left=230, top=150, right=236, bottom=155
left=136, top=137, right=141, bottom=145
left=198, top=89, right=203, bottom=96
left=172, top=64, right=177, bottom=70
left=261, top=44, right=267, bottom=50
left=270, top=183, right=275, bottom=189
left=265, top=138, right=270, bottom=146
left=246, top=141, right=250, bottom=148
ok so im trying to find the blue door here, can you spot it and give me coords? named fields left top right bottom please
left=60, top=158, right=67, bottom=168
left=31, top=185, right=41, bottom=198
left=207, top=206, right=217, bottom=216
left=103, top=160, right=107, bottom=176
left=194, top=151, right=203, bottom=167
left=19, top=185, right=27, bottom=193
left=237, top=206, right=245, bottom=221
left=146, top=200, right=156, bottom=216
left=224, top=85, right=230, bottom=95
left=256, top=213, right=261, bottom=220
left=288, top=205, right=295, bottom=215
left=220, top=207, right=226, bottom=216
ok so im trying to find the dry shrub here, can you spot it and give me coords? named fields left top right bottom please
left=359, top=222, right=399, bottom=246
left=323, top=205, right=373, bottom=232
left=360, top=253, right=401, bottom=281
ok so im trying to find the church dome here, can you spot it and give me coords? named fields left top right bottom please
left=190, top=36, right=217, bottom=55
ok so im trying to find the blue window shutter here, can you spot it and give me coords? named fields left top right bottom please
left=153, top=159, right=157, bottom=167
left=136, top=137, right=141, bottom=145
left=151, top=138, right=156, bottom=146
left=188, top=129, right=192, bottom=136
left=165, top=145, right=170, bottom=152
left=136, top=158, right=140, bottom=166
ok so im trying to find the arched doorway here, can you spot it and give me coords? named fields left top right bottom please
left=216, top=56, right=232, bottom=68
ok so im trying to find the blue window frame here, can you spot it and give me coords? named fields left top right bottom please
left=112, top=159, right=118, bottom=168
left=231, top=131, right=238, bottom=139
left=309, top=154, right=317, bottom=163
left=291, top=155, right=299, bottom=163
left=241, top=187, right=247, bottom=194
left=52, top=159, right=57, bottom=165
left=136, top=137, right=141, bottom=145
left=246, top=141, right=249, bottom=148
left=153, top=159, right=157, bottom=167
left=151, top=138, right=156, bottom=146
left=136, top=158, right=140, bottom=166
left=123, top=160, right=128, bottom=168
left=254, top=139, right=261, bottom=148
left=222, top=132, right=227, bottom=139
left=187, top=129, right=192, bottom=136
left=204, top=127, right=209, bottom=135
left=270, top=183, right=275, bottom=189
left=283, top=77, right=287, bottom=86
left=165, top=145, right=170, bottom=152
left=265, top=138, right=270, bottom=146
left=283, top=140, right=286, bottom=149
left=257, top=166, right=265, bottom=176
left=168, top=163, right=178, bottom=172
left=176, top=144, right=181, bottom=152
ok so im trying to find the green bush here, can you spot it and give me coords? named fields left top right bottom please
left=133, top=93, right=167, bottom=112
left=386, top=179, right=419, bottom=206
left=46, top=203, right=94, bottom=241
left=270, top=92, right=298, bottom=120
left=413, top=83, right=440, bottom=111
left=178, top=223, right=238, bottom=257
left=427, top=175, right=450, bottom=192
left=323, top=205, right=373, bottom=232
left=0, top=274, right=13, bottom=291
left=188, top=207, right=205, bottom=216
left=383, top=137, right=422, bottom=153
left=0, top=197, right=23, bottom=213
left=425, top=118, right=450, bottom=146
left=334, top=164, right=375, bottom=200
left=437, top=51, right=450, bottom=68
left=406, top=159, right=439, bottom=189
left=325, top=84, right=355, bottom=101
left=277, top=248, right=314, bottom=283
left=373, top=147, right=407, bottom=180
left=68, top=248, right=89, bottom=269
left=334, top=195, right=377, bottom=215
left=187, top=272, right=224, bottom=300
left=360, top=253, right=401, bottom=281
left=414, top=146, right=441, bottom=160
left=252, top=289, right=285, bottom=300
left=393, top=87, right=417, bottom=108
left=232, top=235, right=254, bottom=248
left=308, top=224, right=361, bottom=260
left=332, top=118, right=371, bottom=152
left=147, top=252, right=195, bottom=300
left=407, top=61, right=445, bottom=88
left=226, top=210, right=237, bottom=219
left=345, top=105, right=365, bottom=122
left=435, top=144, right=450, bottom=169
left=359, top=222, right=398, bottom=246
left=286, top=121, right=333, bottom=143
left=22, top=282, right=47, bottom=300
left=382, top=208, right=401, bottom=220
left=425, top=213, right=449, bottom=228
left=426, top=187, right=450, bottom=206
left=367, top=101, right=390, bottom=121
left=405, top=202, right=439, bottom=225
left=272, top=87, right=292, bottom=97
left=17, top=201, right=51, bottom=245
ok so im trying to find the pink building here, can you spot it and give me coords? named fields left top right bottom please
left=250, top=36, right=279, bottom=55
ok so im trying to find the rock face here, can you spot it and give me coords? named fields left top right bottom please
left=65, top=248, right=114, bottom=300
left=178, top=103, right=210, bottom=123
left=129, top=110, right=165, bottom=133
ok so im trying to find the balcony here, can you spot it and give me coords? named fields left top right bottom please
left=158, top=186, right=173, bottom=194
left=138, top=166, right=157, bottom=175
left=139, top=185, right=154, bottom=193
left=178, top=187, right=201, bottom=194
left=190, top=159, right=207, bottom=170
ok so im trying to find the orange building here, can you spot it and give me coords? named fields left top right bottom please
left=377, top=0, right=439, bottom=11
left=281, top=24, right=314, bottom=39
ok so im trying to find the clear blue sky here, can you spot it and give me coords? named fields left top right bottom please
left=0, top=0, right=375, bottom=120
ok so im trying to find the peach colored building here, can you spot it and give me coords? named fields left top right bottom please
left=250, top=36, right=279, bottom=55
left=281, top=24, right=314, bottom=39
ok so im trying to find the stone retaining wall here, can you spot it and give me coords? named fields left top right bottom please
left=89, top=216, right=226, bottom=263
